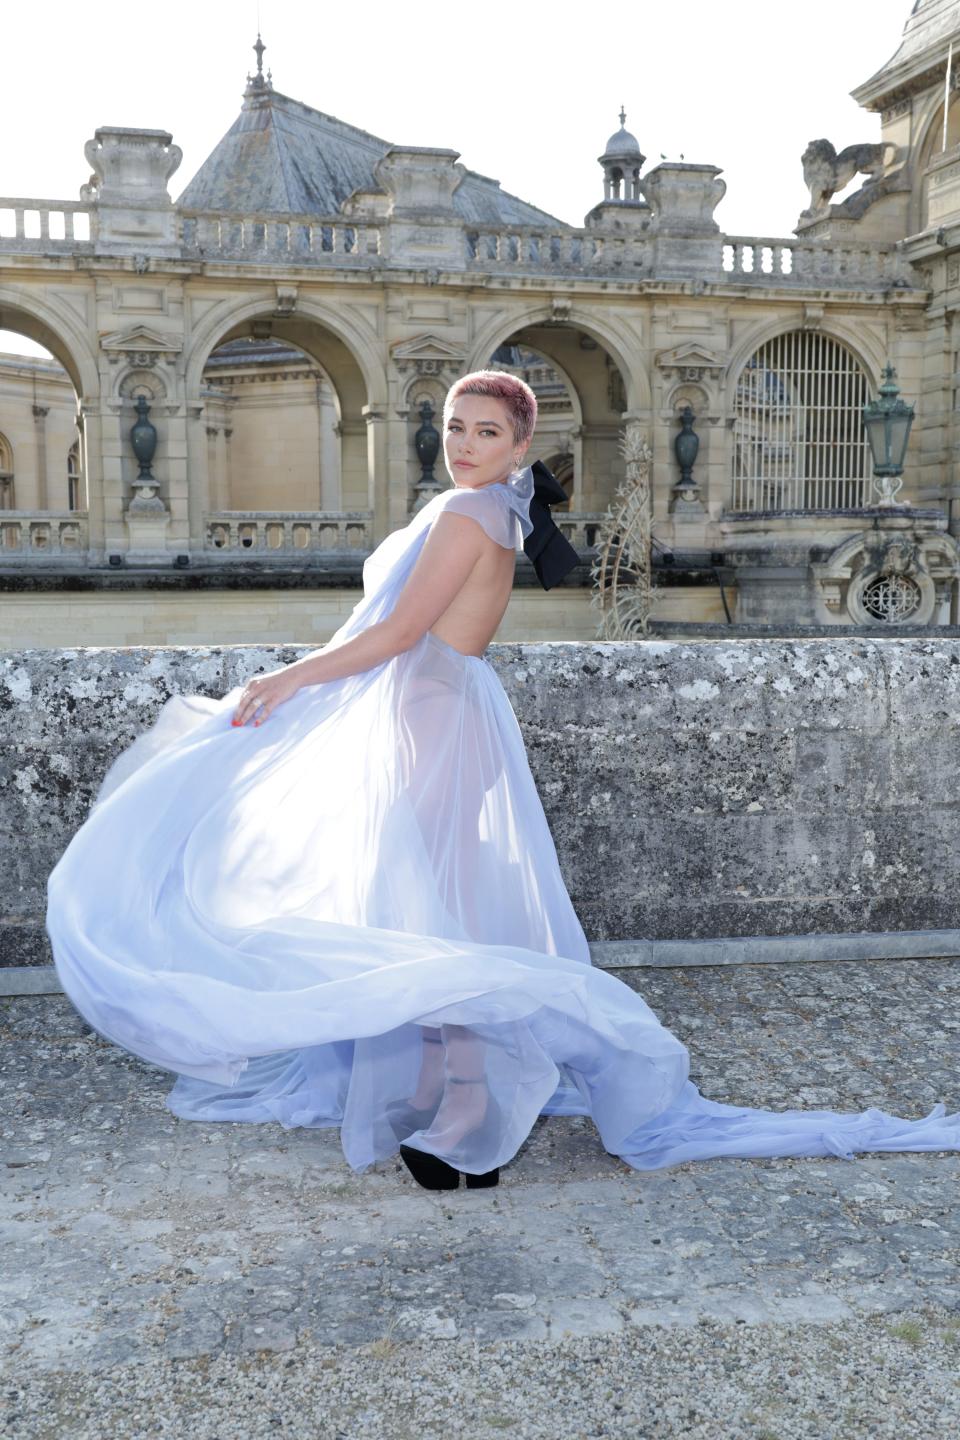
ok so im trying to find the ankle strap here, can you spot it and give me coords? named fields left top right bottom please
left=421, top=1033, right=443, bottom=1044
left=447, top=1076, right=485, bottom=1084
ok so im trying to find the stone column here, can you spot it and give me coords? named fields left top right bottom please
left=78, top=404, right=105, bottom=562
left=363, top=404, right=390, bottom=543
left=32, top=406, right=49, bottom=510
left=317, top=378, right=341, bottom=510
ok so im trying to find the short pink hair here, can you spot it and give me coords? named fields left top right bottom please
left=444, top=370, right=537, bottom=445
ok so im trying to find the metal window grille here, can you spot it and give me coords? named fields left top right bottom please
left=731, top=332, right=871, bottom=511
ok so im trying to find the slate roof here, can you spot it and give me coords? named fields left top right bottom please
left=177, top=81, right=566, bottom=228
left=854, top=0, right=960, bottom=106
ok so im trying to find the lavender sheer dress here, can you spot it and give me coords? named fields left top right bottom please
left=46, top=471, right=960, bottom=1174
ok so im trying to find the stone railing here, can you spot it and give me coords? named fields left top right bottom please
left=181, top=211, right=383, bottom=264
left=0, top=512, right=89, bottom=559
left=465, top=227, right=649, bottom=276
left=554, top=511, right=607, bottom=548
left=0, top=196, right=915, bottom=292
left=0, top=200, right=96, bottom=251
left=204, top=511, right=374, bottom=557
left=722, top=236, right=908, bottom=288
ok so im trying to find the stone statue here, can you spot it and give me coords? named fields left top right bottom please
left=801, top=138, right=888, bottom=217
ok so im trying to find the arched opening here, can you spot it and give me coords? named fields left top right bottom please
left=201, top=336, right=342, bottom=513
left=194, top=311, right=375, bottom=558
left=67, top=441, right=81, bottom=512
left=0, top=432, right=14, bottom=510
left=918, top=94, right=960, bottom=230
left=731, top=330, right=872, bottom=512
left=0, top=327, right=84, bottom=514
left=485, top=323, right=629, bottom=514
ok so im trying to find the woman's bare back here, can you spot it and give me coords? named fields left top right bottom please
left=428, top=539, right=516, bottom=657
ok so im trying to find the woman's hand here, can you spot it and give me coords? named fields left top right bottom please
left=231, top=666, right=305, bottom=728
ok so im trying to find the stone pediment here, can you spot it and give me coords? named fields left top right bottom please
left=100, top=325, right=183, bottom=364
left=391, top=334, right=467, bottom=375
left=655, top=343, right=725, bottom=379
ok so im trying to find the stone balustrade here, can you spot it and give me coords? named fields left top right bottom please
left=0, top=200, right=96, bottom=250
left=465, top=227, right=648, bottom=275
left=0, top=512, right=88, bottom=560
left=204, top=511, right=374, bottom=557
left=181, top=211, right=382, bottom=264
left=0, top=195, right=914, bottom=291
left=554, top=511, right=606, bottom=548
left=722, top=236, right=909, bottom=288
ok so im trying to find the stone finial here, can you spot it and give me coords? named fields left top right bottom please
left=641, top=162, right=726, bottom=235
left=374, top=148, right=466, bottom=215
left=83, top=128, right=182, bottom=208
left=246, top=32, right=274, bottom=96
left=82, top=127, right=183, bottom=254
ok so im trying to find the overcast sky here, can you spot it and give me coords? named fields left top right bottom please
left=0, top=0, right=924, bottom=357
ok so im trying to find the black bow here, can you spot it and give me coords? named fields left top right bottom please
left=522, top=460, right=581, bottom=590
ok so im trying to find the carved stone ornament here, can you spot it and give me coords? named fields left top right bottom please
left=811, top=527, right=960, bottom=626
left=274, top=284, right=298, bottom=317
left=100, top=324, right=183, bottom=366
left=800, top=139, right=891, bottom=218
left=391, top=333, right=466, bottom=376
left=655, top=343, right=724, bottom=382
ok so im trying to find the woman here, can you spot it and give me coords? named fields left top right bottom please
left=47, top=371, right=959, bottom=1190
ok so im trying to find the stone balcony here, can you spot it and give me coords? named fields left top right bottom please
left=0, top=511, right=89, bottom=561
left=0, top=196, right=917, bottom=290
left=0, top=510, right=607, bottom=572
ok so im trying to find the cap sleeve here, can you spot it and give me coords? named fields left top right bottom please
left=435, top=486, right=521, bottom=551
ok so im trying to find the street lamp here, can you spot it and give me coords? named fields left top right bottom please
left=862, top=364, right=915, bottom=507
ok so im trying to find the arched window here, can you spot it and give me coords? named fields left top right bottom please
left=0, top=433, right=13, bottom=510
left=67, top=441, right=81, bottom=511
left=731, top=332, right=871, bottom=512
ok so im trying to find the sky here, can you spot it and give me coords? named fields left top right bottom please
left=0, top=0, right=922, bottom=358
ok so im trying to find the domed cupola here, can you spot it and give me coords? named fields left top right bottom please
left=599, top=108, right=645, bottom=202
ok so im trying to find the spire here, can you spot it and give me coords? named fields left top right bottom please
left=245, top=32, right=274, bottom=99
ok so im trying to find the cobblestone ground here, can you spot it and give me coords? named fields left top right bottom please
left=2, top=958, right=960, bottom=1439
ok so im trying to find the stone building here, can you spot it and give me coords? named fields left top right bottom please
left=3, top=1, right=960, bottom=645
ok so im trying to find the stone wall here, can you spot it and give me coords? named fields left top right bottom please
left=0, top=586, right=729, bottom=650
left=3, top=639, right=960, bottom=969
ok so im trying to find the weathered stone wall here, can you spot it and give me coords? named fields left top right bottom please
left=3, top=639, right=960, bottom=968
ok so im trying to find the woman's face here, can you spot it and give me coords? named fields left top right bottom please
left=444, top=394, right=528, bottom=489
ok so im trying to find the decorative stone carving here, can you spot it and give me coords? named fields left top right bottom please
left=800, top=139, right=889, bottom=218
left=374, top=148, right=466, bottom=267
left=82, top=127, right=183, bottom=255
left=100, top=324, right=183, bottom=366
left=811, top=524, right=960, bottom=626
left=655, top=342, right=724, bottom=382
left=391, top=333, right=466, bottom=376
left=641, top=163, right=726, bottom=235
left=374, top=148, right=465, bottom=215
left=274, top=284, right=298, bottom=317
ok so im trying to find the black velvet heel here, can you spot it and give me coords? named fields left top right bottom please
left=399, top=1143, right=460, bottom=1190
left=464, top=1166, right=500, bottom=1189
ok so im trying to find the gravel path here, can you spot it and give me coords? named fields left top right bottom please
left=2, top=958, right=960, bottom=1438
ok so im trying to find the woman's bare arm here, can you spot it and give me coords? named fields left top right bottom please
left=232, top=513, right=489, bottom=726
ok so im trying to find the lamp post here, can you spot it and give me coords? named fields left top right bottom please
left=862, top=364, right=915, bottom=508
